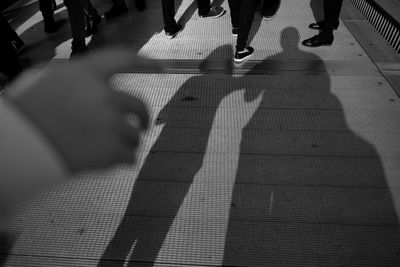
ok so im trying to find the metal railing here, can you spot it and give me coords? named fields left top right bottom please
left=351, top=0, right=400, bottom=52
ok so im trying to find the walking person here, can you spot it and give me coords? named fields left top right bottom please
left=228, top=0, right=258, bottom=62
left=161, top=0, right=225, bottom=38
left=302, top=0, right=343, bottom=47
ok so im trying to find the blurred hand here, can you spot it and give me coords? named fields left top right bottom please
left=6, top=48, right=161, bottom=172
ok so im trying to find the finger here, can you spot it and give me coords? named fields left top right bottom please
left=112, top=91, right=150, bottom=129
left=80, top=47, right=164, bottom=78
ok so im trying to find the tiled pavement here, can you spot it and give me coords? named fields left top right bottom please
left=1, top=0, right=400, bottom=266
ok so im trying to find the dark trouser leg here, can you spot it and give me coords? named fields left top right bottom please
left=197, top=0, right=210, bottom=16
left=262, top=0, right=280, bottom=15
left=324, top=0, right=343, bottom=31
left=81, top=0, right=99, bottom=20
left=228, top=0, right=240, bottom=28
left=64, top=0, right=86, bottom=49
left=38, top=0, right=54, bottom=20
left=85, top=0, right=99, bottom=17
left=236, top=0, right=257, bottom=51
left=162, top=0, right=177, bottom=32
left=0, top=44, right=22, bottom=80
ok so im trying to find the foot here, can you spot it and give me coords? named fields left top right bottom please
left=309, top=20, right=339, bottom=30
left=199, top=6, right=225, bottom=19
left=70, top=42, right=88, bottom=59
left=70, top=47, right=88, bottom=59
left=104, top=3, right=128, bottom=19
left=234, top=46, right=254, bottom=63
left=135, top=0, right=146, bottom=11
left=262, top=0, right=281, bottom=21
left=165, top=24, right=183, bottom=39
left=232, top=27, right=238, bottom=37
left=301, top=32, right=334, bottom=47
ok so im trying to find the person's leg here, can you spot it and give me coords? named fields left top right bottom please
left=39, top=0, right=58, bottom=33
left=262, top=0, right=281, bottom=20
left=324, top=0, right=343, bottom=31
left=162, top=0, right=177, bottom=32
left=234, top=0, right=257, bottom=62
left=38, top=0, right=54, bottom=19
left=302, top=0, right=342, bottom=47
left=228, top=0, right=240, bottom=29
left=105, top=0, right=128, bottom=19
left=85, top=0, right=99, bottom=17
left=236, top=0, right=257, bottom=52
left=83, top=0, right=101, bottom=36
left=64, top=0, right=87, bottom=55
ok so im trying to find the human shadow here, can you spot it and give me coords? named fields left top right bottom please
left=99, top=44, right=241, bottom=266
left=310, top=0, right=324, bottom=23
left=222, top=27, right=400, bottom=266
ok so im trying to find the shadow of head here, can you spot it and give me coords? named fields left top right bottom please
left=280, top=26, right=300, bottom=52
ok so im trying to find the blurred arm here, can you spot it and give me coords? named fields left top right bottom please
left=0, top=98, right=67, bottom=215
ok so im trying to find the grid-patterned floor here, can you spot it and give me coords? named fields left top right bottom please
left=2, top=0, right=400, bottom=266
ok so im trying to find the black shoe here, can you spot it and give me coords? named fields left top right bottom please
left=70, top=41, right=88, bottom=59
left=199, top=6, right=225, bottom=19
left=302, top=33, right=334, bottom=47
left=234, top=46, right=254, bottom=63
left=309, top=20, right=339, bottom=30
left=232, top=27, right=238, bottom=37
left=262, top=0, right=281, bottom=21
left=70, top=46, right=88, bottom=59
left=165, top=24, right=183, bottom=39
left=104, top=3, right=128, bottom=19
left=135, top=0, right=146, bottom=11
